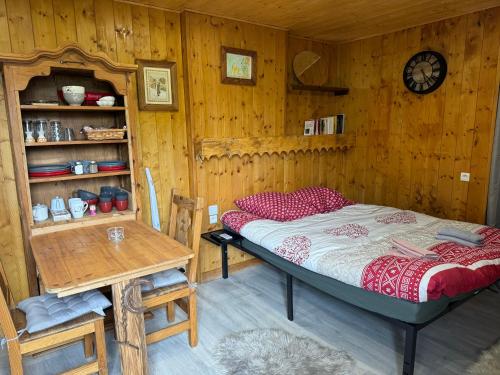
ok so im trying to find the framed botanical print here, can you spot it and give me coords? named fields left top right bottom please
left=221, top=46, right=257, bottom=86
left=136, top=60, right=178, bottom=111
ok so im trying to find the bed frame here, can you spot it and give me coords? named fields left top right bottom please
left=201, top=229, right=496, bottom=375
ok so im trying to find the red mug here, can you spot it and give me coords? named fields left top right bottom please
left=99, top=201, right=113, bottom=213
left=115, top=200, right=128, bottom=211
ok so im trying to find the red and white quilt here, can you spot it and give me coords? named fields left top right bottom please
left=221, top=204, right=500, bottom=303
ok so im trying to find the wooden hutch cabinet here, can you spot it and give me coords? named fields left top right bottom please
left=0, top=45, right=141, bottom=295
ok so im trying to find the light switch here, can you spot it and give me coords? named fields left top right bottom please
left=209, top=214, right=218, bottom=224
left=208, top=204, right=218, bottom=216
left=460, top=172, right=470, bottom=182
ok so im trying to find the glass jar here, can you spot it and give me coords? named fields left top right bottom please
left=89, top=161, right=98, bottom=174
left=23, top=120, right=35, bottom=144
left=34, top=119, right=48, bottom=143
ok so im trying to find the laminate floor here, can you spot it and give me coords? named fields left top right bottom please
left=1, top=263, right=499, bottom=374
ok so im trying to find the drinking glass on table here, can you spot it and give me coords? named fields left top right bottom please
left=107, top=227, right=125, bottom=243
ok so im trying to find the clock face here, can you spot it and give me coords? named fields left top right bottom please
left=403, top=51, right=447, bottom=94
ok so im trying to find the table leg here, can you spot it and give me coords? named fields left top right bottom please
left=221, top=242, right=228, bottom=279
left=112, top=280, right=148, bottom=375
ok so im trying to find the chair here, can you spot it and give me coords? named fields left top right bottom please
left=0, top=261, right=108, bottom=375
left=142, top=188, right=204, bottom=347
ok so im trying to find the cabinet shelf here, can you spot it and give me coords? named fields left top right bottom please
left=31, top=208, right=136, bottom=236
left=289, top=84, right=349, bottom=95
left=20, top=105, right=127, bottom=111
left=29, top=170, right=131, bottom=184
left=25, top=140, right=128, bottom=147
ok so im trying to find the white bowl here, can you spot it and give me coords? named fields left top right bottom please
left=63, top=92, right=85, bottom=106
left=99, top=96, right=115, bottom=101
left=62, top=85, right=85, bottom=94
left=97, top=100, right=115, bottom=107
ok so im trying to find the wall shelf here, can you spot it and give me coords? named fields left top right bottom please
left=289, top=84, right=349, bottom=95
left=29, top=170, right=131, bottom=183
left=195, top=134, right=355, bottom=160
left=20, top=105, right=127, bottom=111
left=25, top=140, right=128, bottom=147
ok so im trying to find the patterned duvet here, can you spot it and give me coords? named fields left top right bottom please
left=221, top=204, right=500, bottom=303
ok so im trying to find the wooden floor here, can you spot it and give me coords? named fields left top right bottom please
left=1, top=263, right=499, bottom=374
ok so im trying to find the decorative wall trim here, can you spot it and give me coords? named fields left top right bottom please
left=195, top=134, right=355, bottom=160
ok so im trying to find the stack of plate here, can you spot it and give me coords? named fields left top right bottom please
left=28, top=163, right=71, bottom=177
left=97, top=160, right=127, bottom=172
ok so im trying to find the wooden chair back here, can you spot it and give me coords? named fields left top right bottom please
left=0, top=259, right=19, bottom=342
left=168, top=189, right=204, bottom=283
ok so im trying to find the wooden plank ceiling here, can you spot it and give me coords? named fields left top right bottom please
left=130, top=0, right=500, bottom=42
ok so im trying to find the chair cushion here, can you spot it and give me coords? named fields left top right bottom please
left=17, top=290, right=111, bottom=334
left=142, top=269, right=187, bottom=292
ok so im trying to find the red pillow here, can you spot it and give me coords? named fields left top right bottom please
left=235, top=187, right=354, bottom=221
left=235, top=191, right=318, bottom=221
left=292, top=186, right=354, bottom=213
left=291, top=186, right=329, bottom=212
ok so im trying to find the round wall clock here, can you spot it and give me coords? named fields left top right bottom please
left=403, top=51, right=447, bottom=94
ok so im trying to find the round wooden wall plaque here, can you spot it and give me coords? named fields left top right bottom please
left=293, top=50, right=328, bottom=86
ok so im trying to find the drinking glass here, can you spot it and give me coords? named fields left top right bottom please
left=64, top=128, right=75, bottom=141
left=107, top=227, right=125, bottom=243
left=49, top=120, right=64, bottom=142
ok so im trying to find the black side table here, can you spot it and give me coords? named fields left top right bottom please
left=201, top=229, right=243, bottom=279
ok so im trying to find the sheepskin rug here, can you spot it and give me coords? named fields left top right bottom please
left=468, top=340, right=500, bottom=374
left=212, top=328, right=355, bottom=375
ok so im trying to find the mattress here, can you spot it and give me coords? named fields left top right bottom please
left=230, top=233, right=476, bottom=324
left=221, top=204, right=500, bottom=305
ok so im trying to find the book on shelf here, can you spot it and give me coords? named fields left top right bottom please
left=336, top=114, right=345, bottom=134
left=304, top=120, right=315, bottom=135
left=304, top=114, right=345, bottom=135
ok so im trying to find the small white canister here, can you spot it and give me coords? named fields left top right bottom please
left=74, top=161, right=84, bottom=175
left=32, top=204, right=48, bottom=222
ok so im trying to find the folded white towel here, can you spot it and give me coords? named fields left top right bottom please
left=391, top=239, right=440, bottom=260
left=437, top=227, right=484, bottom=244
left=435, top=234, right=479, bottom=247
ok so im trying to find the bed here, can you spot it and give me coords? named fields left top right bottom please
left=217, top=194, right=500, bottom=375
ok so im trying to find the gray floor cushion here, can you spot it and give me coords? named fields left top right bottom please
left=142, top=269, right=187, bottom=292
left=17, top=290, right=111, bottom=334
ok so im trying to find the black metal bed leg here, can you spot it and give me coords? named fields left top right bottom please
left=286, top=274, right=293, bottom=321
left=221, top=242, right=228, bottom=279
left=402, top=324, right=418, bottom=375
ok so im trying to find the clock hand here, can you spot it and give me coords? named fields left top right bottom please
left=420, top=68, right=429, bottom=82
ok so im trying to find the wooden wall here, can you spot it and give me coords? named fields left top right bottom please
left=182, top=13, right=351, bottom=277
left=324, top=8, right=500, bottom=224
left=0, top=0, right=190, bottom=300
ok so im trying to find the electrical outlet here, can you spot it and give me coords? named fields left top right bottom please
left=209, top=214, right=218, bottom=224
left=460, top=172, right=470, bottom=182
left=208, top=204, right=218, bottom=216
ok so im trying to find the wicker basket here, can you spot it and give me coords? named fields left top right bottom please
left=84, top=128, right=126, bottom=141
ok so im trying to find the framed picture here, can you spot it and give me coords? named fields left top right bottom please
left=136, top=60, right=178, bottom=111
left=221, top=46, right=257, bottom=86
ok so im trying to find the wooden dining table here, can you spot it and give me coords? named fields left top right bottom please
left=30, top=220, right=194, bottom=375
